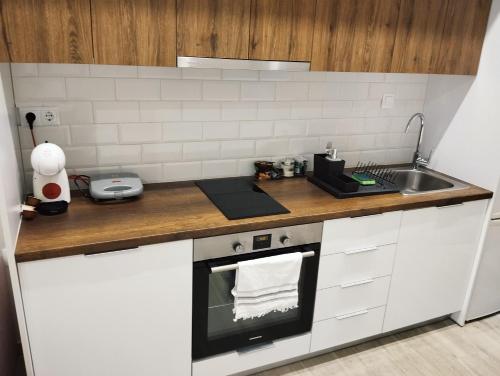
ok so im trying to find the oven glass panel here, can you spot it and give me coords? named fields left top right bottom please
left=206, top=267, right=303, bottom=340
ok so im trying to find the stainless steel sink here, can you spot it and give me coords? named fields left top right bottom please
left=392, top=168, right=467, bottom=195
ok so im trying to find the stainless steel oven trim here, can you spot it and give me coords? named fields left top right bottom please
left=193, top=222, right=323, bottom=262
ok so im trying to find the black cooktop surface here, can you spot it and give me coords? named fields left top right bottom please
left=196, top=177, right=290, bottom=220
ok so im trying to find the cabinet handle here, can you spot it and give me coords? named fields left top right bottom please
left=335, top=309, right=369, bottom=320
left=84, top=246, right=139, bottom=257
left=436, top=202, right=465, bottom=209
left=340, top=278, right=375, bottom=289
left=343, top=246, right=377, bottom=255
left=237, top=341, right=275, bottom=355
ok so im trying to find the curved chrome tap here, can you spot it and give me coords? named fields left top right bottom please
left=405, top=113, right=431, bottom=169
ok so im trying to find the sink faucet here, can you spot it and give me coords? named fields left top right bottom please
left=405, top=113, right=431, bottom=169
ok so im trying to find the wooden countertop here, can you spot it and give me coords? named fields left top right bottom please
left=16, top=172, right=492, bottom=262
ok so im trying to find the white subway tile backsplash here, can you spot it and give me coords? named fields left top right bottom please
left=38, top=64, right=90, bottom=77
left=94, top=101, right=140, bottom=123
left=241, top=82, right=275, bottom=101
left=257, top=102, right=290, bottom=120
left=11, top=63, right=429, bottom=184
left=163, top=162, right=202, bottom=182
left=182, top=102, right=221, bottom=121
left=163, top=122, right=203, bottom=142
left=121, top=164, right=164, bottom=183
left=256, top=139, right=289, bottom=156
left=116, top=79, right=161, bottom=100
left=183, top=141, right=220, bottom=161
left=240, top=121, right=274, bottom=139
left=66, top=78, right=115, bottom=100
left=14, top=77, right=66, bottom=101
left=119, top=123, right=162, bottom=144
left=98, top=145, right=141, bottom=165
left=222, top=70, right=259, bottom=81
left=90, top=65, right=138, bottom=78
left=274, top=120, right=307, bottom=137
left=71, top=124, right=118, bottom=145
left=202, top=160, right=238, bottom=178
left=220, top=140, right=255, bottom=159
left=139, top=101, right=182, bottom=122
left=161, top=80, right=202, bottom=100
left=138, top=66, right=182, bottom=79
left=203, top=121, right=239, bottom=140
left=142, top=143, right=183, bottom=163
left=275, top=82, right=309, bottom=101
left=222, top=102, right=258, bottom=121
left=203, top=81, right=240, bottom=101
left=182, top=68, right=221, bottom=80
left=11, top=63, right=38, bottom=77
left=65, top=146, right=98, bottom=168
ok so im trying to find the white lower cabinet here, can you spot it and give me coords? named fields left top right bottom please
left=192, top=333, right=311, bottom=376
left=383, top=200, right=488, bottom=332
left=310, top=306, right=386, bottom=352
left=18, top=240, right=193, bottom=376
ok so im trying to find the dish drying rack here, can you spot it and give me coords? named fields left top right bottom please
left=352, top=161, right=397, bottom=185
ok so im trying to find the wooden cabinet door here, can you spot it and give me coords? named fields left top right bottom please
left=249, top=0, right=316, bottom=62
left=434, top=0, right=491, bottom=75
left=391, top=0, right=448, bottom=73
left=311, top=0, right=401, bottom=72
left=1, top=0, right=93, bottom=63
left=19, top=240, right=193, bottom=376
left=92, top=0, right=176, bottom=66
left=383, top=201, right=487, bottom=333
left=177, top=0, right=251, bottom=59
left=0, top=15, right=9, bottom=62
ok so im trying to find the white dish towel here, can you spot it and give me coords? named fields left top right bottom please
left=231, top=252, right=303, bottom=321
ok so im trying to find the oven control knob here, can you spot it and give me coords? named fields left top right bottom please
left=281, top=236, right=292, bottom=247
left=233, top=242, right=245, bottom=253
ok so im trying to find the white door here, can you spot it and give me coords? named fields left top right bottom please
left=383, top=200, right=487, bottom=332
left=18, top=240, right=193, bottom=376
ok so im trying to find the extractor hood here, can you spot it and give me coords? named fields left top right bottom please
left=177, top=56, right=310, bottom=71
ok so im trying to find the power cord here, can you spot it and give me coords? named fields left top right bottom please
left=26, top=112, right=37, bottom=147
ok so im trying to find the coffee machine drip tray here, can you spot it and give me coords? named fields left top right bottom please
left=196, top=177, right=290, bottom=220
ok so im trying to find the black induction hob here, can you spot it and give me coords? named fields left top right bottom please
left=196, top=177, right=290, bottom=220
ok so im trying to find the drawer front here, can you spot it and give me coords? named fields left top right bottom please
left=192, top=333, right=311, bottom=376
left=314, top=276, right=391, bottom=322
left=317, top=244, right=396, bottom=289
left=310, top=306, right=385, bottom=353
left=322, top=211, right=402, bottom=256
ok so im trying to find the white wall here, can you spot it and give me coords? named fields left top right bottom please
left=0, top=63, right=24, bottom=376
left=424, top=0, right=500, bottom=192
left=11, top=64, right=430, bottom=190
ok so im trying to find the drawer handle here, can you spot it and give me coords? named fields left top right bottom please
left=343, top=246, right=377, bottom=255
left=340, top=278, right=375, bottom=289
left=436, top=202, right=465, bottom=209
left=335, top=309, right=369, bottom=320
left=237, top=341, right=275, bottom=355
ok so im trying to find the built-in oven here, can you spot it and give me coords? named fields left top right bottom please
left=192, top=223, right=322, bottom=360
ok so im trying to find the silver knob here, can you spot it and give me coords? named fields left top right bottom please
left=233, top=242, right=245, bottom=253
left=281, top=236, right=292, bottom=247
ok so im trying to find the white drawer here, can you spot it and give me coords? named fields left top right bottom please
left=192, top=333, right=311, bottom=376
left=310, top=306, right=385, bottom=353
left=314, top=276, right=391, bottom=322
left=322, top=211, right=402, bottom=256
left=317, top=243, right=396, bottom=289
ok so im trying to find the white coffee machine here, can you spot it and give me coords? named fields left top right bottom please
left=31, top=142, right=71, bottom=203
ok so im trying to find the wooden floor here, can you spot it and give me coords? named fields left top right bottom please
left=255, top=314, right=500, bottom=376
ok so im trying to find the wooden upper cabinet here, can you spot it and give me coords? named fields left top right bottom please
left=177, top=0, right=251, bottom=59
left=249, top=0, right=317, bottom=62
left=391, top=0, right=448, bottom=73
left=92, top=0, right=176, bottom=66
left=311, top=0, right=401, bottom=72
left=434, top=0, right=491, bottom=75
left=1, top=0, right=92, bottom=63
left=0, top=14, right=9, bottom=62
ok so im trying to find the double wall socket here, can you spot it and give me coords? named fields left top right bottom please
left=18, top=107, right=60, bottom=127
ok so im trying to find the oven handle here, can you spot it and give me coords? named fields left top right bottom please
left=209, top=250, right=316, bottom=274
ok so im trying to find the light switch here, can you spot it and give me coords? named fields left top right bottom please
left=381, top=94, right=395, bottom=109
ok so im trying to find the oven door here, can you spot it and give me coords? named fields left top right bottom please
left=192, top=243, right=320, bottom=360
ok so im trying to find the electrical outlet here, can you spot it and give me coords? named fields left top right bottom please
left=18, top=107, right=60, bottom=127
left=381, top=94, right=395, bottom=109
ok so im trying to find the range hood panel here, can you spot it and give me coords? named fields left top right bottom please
left=177, top=56, right=310, bottom=71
